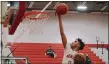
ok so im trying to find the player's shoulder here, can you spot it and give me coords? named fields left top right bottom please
left=65, top=43, right=71, bottom=49
left=66, top=43, right=71, bottom=47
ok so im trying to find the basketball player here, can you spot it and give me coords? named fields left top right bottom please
left=45, top=46, right=57, bottom=58
left=57, top=15, right=85, bottom=64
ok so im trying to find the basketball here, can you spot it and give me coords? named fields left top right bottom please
left=56, top=3, right=68, bottom=15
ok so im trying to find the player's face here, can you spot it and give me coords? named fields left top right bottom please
left=71, top=40, right=80, bottom=47
left=49, top=47, right=52, bottom=49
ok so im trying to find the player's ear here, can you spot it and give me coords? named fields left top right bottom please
left=77, top=44, right=80, bottom=50
left=77, top=44, right=80, bottom=47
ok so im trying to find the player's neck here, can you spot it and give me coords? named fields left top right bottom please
left=71, top=46, right=79, bottom=51
left=73, top=48, right=79, bottom=51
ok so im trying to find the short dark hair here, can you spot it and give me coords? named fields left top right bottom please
left=77, top=38, right=85, bottom=50
left=49, top=46, right=52, bottom=47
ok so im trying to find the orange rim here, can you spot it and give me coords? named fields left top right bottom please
left=23, top=11, right=49, bottom=20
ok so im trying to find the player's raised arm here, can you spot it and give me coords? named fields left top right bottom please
left=58, top=15, right=67, bottom=48
left=56, top=3, right=68, bottom=48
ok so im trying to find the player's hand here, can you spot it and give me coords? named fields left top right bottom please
left=45, top=53, right=46, bottom=56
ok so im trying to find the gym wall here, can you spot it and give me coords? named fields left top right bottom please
left=8, top=12, right=108, bottom=44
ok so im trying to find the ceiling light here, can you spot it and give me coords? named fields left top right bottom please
left=7, top=3, right=10, bottom=6
left=77, top=6, right=87, bottom=10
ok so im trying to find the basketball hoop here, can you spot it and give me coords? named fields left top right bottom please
left=23, top=11, right=49, bottom=20
left=23, top=11, right=49, bottom=35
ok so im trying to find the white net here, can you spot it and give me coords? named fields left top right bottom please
left=23, top=11, right=49, bottom=35
left=9, top=11, right=49, bottom=45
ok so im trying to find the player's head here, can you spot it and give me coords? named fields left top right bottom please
left=49, top=46, right=52, bottom=49
left=71, top=38, right=85, bottom=50
left=74, top=53, right=86, bottom=64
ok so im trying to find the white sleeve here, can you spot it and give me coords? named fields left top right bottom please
left=65, top=43, right=71, bottom=51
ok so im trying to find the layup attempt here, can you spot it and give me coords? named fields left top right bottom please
left=56, top=3, right=85, bottom=64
